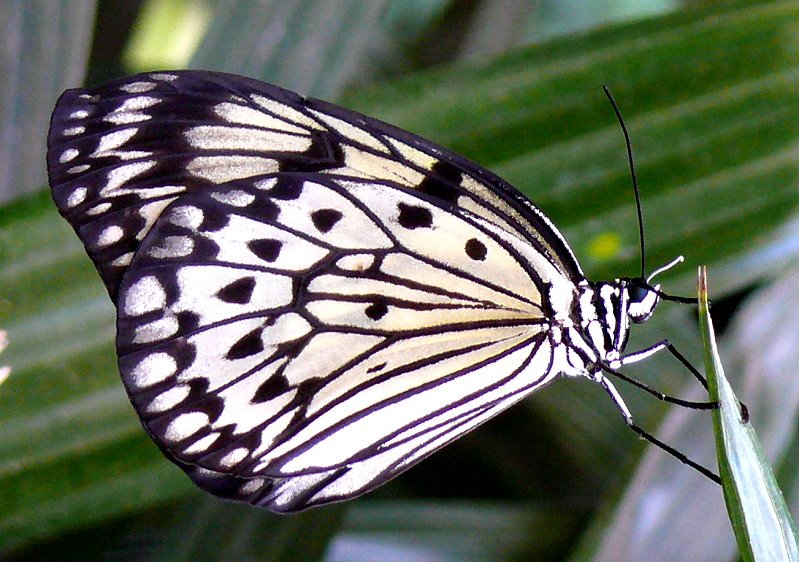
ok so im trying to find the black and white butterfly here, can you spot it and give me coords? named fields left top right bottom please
left=46, top=71, right=713, bottom=512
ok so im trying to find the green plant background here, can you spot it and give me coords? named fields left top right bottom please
left=1, top=1, right=798, bottom=560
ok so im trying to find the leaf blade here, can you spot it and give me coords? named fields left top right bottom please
left=699, top=266, right=799, bottom=561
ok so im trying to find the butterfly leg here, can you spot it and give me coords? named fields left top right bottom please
left=602, top=363, right=717, bottom=410
left=622, top=340, right=749, bottom=420
left=622, top=339, right=707, bottom=389
left=596, top=373, right=721, bottom=484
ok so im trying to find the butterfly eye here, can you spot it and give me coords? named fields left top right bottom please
left=627, top=281, right=660, bottom=323
left=628, top=282, right=650, bottom=304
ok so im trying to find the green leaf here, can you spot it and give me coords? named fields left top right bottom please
left=699, top=266, right=799, bottom=562
left=188, top=0, right=393, bottom=99
left=124, top=0, right=211, bottom=71
left=335, top=500, right=584, bottom=561
left=155, top=499, right=344, bottom=562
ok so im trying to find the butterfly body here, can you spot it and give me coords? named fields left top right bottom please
left=47, top=71, right=661, bottom=512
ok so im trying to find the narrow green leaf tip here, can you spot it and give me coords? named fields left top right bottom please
left=698, top=266, right=799, bottom=562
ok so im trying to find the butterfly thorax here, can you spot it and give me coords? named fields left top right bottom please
left=553, top=278, right=660, bottom=379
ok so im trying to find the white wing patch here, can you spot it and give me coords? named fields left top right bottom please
left=308, top=109, right=390, bottom=154
left=184, top=126, right=312, bottom=153
left=264, top=180, right=393, bottom=250
left=281, top=332, right=385, bottom=386
left=304, top=325, right=545, bottom=419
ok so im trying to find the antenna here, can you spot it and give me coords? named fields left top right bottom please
left=603, top=86, right=646, bottom=279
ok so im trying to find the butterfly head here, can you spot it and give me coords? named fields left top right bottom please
left=576, top=256, right=688, bottom=363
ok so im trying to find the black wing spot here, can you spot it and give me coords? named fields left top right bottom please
left=248, top=238, right=282, bottom=262
left=311, top=208, right=343, bottom=233
left=465, top=238, right=487, bottom=261
left=226, top=328, right=264, bottom=360
left=172, top=340, right=197, bottom=372
left=252, top=374, right=291, bottom=403
left=417, top=160, right=461, bottom=204
left=278, top=131, right=344, bottom=171
left=365, top=298, right=388, bottom=321
left=199, top=206, right=230, bottom=232
left=269, top=177, right=304, bottom=200
left=186, top=237, right=220, bottom=261
left=248, top=196, right=280, bottom=223
left=177, top=310, right=200, bottom=333
left=397, top=203, right=433, bottom=229
left=217, top=276, right=256, bottom=304
left=196, top=395, right=225, bottom=423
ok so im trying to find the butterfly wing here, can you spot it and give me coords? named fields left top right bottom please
left=47, top=71, right=581, bottom=511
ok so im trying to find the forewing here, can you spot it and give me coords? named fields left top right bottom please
left=46, top=70, right=582, bottom=300
left=116, top=177, right=559, bottom=510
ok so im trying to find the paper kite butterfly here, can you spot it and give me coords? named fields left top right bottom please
left=46, top=71, right=713, bottom=512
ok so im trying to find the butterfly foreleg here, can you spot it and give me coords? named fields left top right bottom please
left=621, top=339, right=708, bottom=389
left=624, top=339, right=748, bottom=422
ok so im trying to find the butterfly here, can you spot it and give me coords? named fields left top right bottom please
left=46, top=71, right=713, bottom=513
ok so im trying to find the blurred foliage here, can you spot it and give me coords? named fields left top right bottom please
left=0, top=1, right=95, bottom=204
left=1, top=0, right=799, bottom=560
